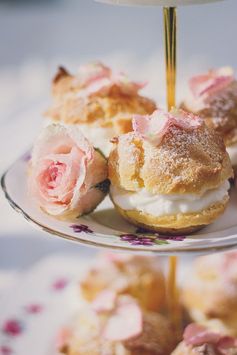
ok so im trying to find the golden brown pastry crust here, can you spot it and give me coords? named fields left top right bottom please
left=182, top=81, right=237, bottom=147
left=45, top=66, right=156, bottom=134
left=109, top=125, right=233, bottom=195
left=112, top=198, right=229, bottom=235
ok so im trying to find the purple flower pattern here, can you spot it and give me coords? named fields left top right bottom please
left=120, top=228, right=185, bottom=246
left=70, top=224, right=93, bottom=234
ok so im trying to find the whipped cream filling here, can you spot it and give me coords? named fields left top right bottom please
left=111, top=181, right=230, bottom=217
left=226, top=143, right=237, bottom=166
left=44, top=119, right=113, bottom=156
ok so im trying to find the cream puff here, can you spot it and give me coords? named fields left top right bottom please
left=182, top=252, right=237, bottom=336
left=80, top=253, right=166, bottom=312
left=56, top=293, right=175, bottom=355
left=29, top=124, right=109, bottom=219
left=171, top=323, right=237, bottom=355
left=182, top=67, right=237, bottom=173
left=45, top=62, right=156, bottom=156
left=108, top=108, right=233, bottom=235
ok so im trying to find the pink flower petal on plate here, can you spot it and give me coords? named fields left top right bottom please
left=2, top=319, right=23, bottom=337
left=24, top=304, right=43, bottom=314
left=0, top=346, right=12, bottom=355
left=103, top=298, right=143, bottom=341
left=52, top=278, right=69, bottom=291
left=92, top=290, right=117, bottom=313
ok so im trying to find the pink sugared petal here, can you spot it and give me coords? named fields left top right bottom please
left=132, top=109, right=202, bottom=146
left=217, top=336, right=237, bottom=351
left=77, top=61, right=111, bottom=88
left=189, top=67, right=234, bottom=99
left=92, top=290, right=117, bottom=312
left=184, top=324, right=221, bottom=347
left=103, top=298, right=143, bottom=341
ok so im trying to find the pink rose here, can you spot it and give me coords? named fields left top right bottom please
left=29, top=124, right=108, bottom=218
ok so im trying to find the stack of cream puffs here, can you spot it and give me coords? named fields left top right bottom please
left=171, top=323, right=237, bottom=355
left=45, top=62, right=156, bottom=156
left=182, top=252, right=237, bottom=336
left=109, top=108, right=233, bottom=234
left=182, top=67, right=237, bottom=174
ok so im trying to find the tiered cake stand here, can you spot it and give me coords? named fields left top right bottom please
left=2, top=0, right=235, bottom=257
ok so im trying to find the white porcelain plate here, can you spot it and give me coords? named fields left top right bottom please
left=1, top=152, right=237, bottom=255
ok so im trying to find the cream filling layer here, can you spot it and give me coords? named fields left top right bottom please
left=226, top=143, right=237, bottom=166
left=45, top=119, right=113, bottom=157
left=111, top=181, right=230, bottom=217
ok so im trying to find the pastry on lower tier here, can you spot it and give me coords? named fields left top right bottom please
left=182, top=252, right=237, bottom=336
left=108, top=108, right=233, bottom=234
left=56, top=294, right=175, bottom=355
left=29, top=124, right=109, bottom=219
left=45, top=62, right=156, bottom=156
left=80, top=253, right=166, bottom=312
left=171, top=323, right=237, bottom=355
left=181, top=67, right=237, bottom=173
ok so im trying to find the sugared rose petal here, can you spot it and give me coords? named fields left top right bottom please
left=103, top=297, right=142, bottom=341
left=75, top=62, right=146, bottom=97
left=92, top=290, right=117, bottom=313
left=133, top=108, right=202, bottom=146
left=77, top=61, right=111, bottom=88
left=184, top=324, right=221, bottom=347
left=189, top=66, right=234, bottom=99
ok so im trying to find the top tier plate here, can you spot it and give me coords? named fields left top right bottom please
left=2, top=152, right=237, bottom=256
left=95, top=0, right=224, bottom=6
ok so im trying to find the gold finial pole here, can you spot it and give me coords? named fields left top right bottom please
left=163, top=6, right=180, bottom=337
left=163, top=7, right=177, bottom=111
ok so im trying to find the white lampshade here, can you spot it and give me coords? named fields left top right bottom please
left=95, top=0, right=224, bottom=6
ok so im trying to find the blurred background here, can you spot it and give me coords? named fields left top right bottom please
left=0, top=0, right=236, bottom=320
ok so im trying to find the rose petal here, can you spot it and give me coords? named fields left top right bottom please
left=92, top=290, right=117, bottom=312
left=184, top=324, right=221, bottom=347
left=77, top=61, right=111, bottom=88
left=103, top=298, right=142, bottom=341
left=132, top=109, right=202, bottom=146
left=76, top=62, right=146, bottom=97
left=189, top=66, right=234, bottom=99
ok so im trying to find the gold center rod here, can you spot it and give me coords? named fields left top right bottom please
left=163, top=7, right=177, bottom=111
left=163, top=6, right=180, bottom=336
